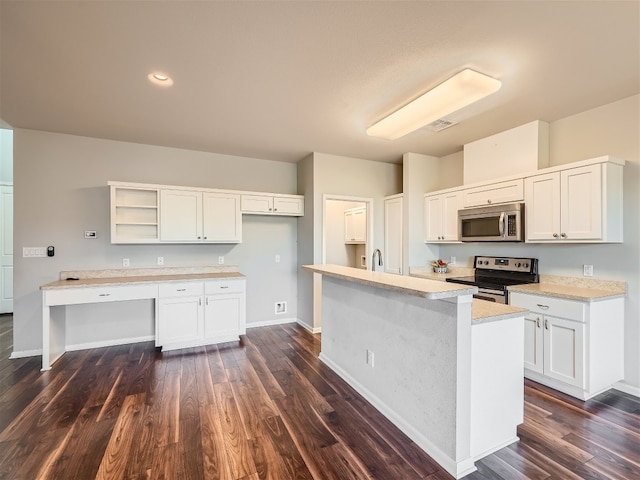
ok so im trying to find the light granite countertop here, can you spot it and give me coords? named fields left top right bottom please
left=507, top=282, right=625, bottom=302
left=472, top=299, right=527, bottom=324
left=41, top=266, right=244, bottom=290
left=303, top=264, right=477, bottom=300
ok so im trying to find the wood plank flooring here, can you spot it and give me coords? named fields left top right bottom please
left=0, top=313, right=639, bottom=479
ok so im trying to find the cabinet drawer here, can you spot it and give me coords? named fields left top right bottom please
left=205, top=279, right=245, bottom=295
left=510, top=292, right=585, bottom=322
left=44, top=284, right=157, bottom=306
left=158, top=281, right=204, bottom=298
left=463, top=179, right=524, bottom=208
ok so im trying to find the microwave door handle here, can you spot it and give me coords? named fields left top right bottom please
left=499, top=212, right=505, bottom=237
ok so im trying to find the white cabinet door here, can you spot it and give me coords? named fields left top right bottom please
left=424, top=192, right=460, bottom=242
left=0, top=185, right=13, bottom=313
left=441, top=192, right=462, bottom=241
left=525, top=172, right=561, bottom=241
left=273, top=196, right=304, bottom=215
left=561, top=164, right=602, bottom=240
left=160, top=189, right=202, bottom=242
left=203, top=192, right=242, bottom=243
left=523, top=314, right=544, bottom=374
left=241, top=194, right=272, bottom=214
left=204, top=294, right=243, bottom=340
left=158, top=296, right=204, bottom=346
left=424, top=195, right=443, bottom=242
left=462, top=179, right=524, bottom=208
left=344, top=207, right=366, bottom=244
left=543, top=315, right=584, bottom=388
left=384, top=195, right=403, bottom=274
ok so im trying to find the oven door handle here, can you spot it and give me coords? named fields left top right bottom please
left=499, top=212, right=505, bottom=237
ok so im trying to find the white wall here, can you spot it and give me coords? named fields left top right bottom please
left=13, top=129, right=300, bottom=354
left=439, top=95, right=640, bottom=391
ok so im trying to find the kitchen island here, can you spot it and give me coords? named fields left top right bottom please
left=303, top=264, right=526, bottom=479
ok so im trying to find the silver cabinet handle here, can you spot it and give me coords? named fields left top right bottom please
left=536, top=304, right=549, bottom=310
left=274, top=208, right=277, bottom=212
left=99, top=293, right=110, bottom=297
left=536, top=317, right=541, bottom=328
left=487, top=199, right=492, bottom=204
left=204, top=237, right=207, bottom=240
left=544, top=319, right=549, bottom=330
left=560, top=233, right=567, bottom=238
left=553, top=233, right=559, bottom=238
left=199, top=298, right=202, bottom=306
left=220, top=286, right=229, bottom=289
left=499, top=212, right=505, bottom=237
left=197, top=236, right=201, bottom=239
left=206, top=297, right=209, bottom=306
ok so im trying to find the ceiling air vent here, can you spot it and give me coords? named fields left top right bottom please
left=425, top=119, right=458, bottom=132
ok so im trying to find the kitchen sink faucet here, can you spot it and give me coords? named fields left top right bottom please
left=371, top=248, right=383, bottom=271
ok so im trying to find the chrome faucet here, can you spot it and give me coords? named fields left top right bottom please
left=371, top=248, right=383, bottom=271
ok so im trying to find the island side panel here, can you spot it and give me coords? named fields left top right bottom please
left=319, top=275, right=466, bottom=471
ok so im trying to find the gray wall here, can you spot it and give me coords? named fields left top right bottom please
left=13, top=129, right=299, bottom=353
left=439, top=95, right=640, bottom=390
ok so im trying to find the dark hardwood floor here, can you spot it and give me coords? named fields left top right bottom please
left=0, top=313, right=638, bottom=479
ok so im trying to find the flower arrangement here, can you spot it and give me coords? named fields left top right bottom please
left=431, top=259, right=448, bottom=273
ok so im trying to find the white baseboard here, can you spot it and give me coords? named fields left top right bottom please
left=296, top=319, right=321, bottom=334
left=613, top=380, right=640, bottom=398
left=245, top=317, right=297, bottom=329
left=66, top=335, right=155, bottom=352
left=10, top=348, right=43, bottom=359
left=319, top=353, right=476, bottom=479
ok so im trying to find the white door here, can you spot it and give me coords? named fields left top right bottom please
left=0, top=185, right=12, bottom=313
left=203, top=192, right=242, bottom=243
left=523, top=313, right=543, bottom=373
left=384, top=195, right=403, bottom=274
left=561, top=165, right=602, bottom=240
left=204, top=294, right=242, bottom=339
left=441, top=192, right=462, bottom=241
left=543, top=316, right=584, bottom=388
left=273, top=196, right=303, bottom=215
left=158, top=296, right=204, bottom=345
left=160, top=190, right=202, bottom=242
left=424, top=195, right=443, bottom=242
left=525, top=172, right=561, bottom=241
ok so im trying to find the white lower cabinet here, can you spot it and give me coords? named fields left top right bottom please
left=157, top=279, right=246, bottom=351
left=511, top=291, right=623, bottom=400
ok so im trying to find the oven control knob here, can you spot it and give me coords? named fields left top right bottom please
left=524, top=263, right=529, bottom=268
left=515, top=262, right=521, bottom=268
left=483, top=260, right=489, bottom=265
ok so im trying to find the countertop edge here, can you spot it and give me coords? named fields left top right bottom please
left=303, top=264, right=477, bottom=300
left=507, top=284, right=626, bottom=302
left=41, top=272, right=246, bottom=290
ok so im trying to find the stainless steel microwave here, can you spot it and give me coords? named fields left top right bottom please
left=459, top=203, right=524, bottom=242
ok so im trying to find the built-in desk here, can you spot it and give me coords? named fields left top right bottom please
left=40, top=266, right=245, bottom=371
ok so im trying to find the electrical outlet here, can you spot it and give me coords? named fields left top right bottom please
left=157, top=256, right=164, bottom=266
left=583, top=264, right=593, bottom=277
left=450, top=256, right=456, bottom=265
left=122, top=258, right=130, bottom=267
left=275, top=254, right=281, bottom=263
left=22, top=247, right=47, bottom=258
left=218, top=256, right=224, bottom=265
left=275, top=301, right=287, bottom=314
left=366, top=349, right=375, bottom=367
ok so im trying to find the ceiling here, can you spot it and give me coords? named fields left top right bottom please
left=1, top=1, right=638, bottom=164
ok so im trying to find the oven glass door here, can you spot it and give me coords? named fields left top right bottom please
left=474, top=287, right=506, bottom=304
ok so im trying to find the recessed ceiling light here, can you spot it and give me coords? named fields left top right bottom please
left=147, top=72, right=173, bottom=86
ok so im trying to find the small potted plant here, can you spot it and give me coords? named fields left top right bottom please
left=431, top=259, right=448, bottom=274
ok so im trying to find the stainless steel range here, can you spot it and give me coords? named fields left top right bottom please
left=445, top=255, right=539, bottom=304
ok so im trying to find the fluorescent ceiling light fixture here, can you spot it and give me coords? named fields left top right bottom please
left=366, top=68, right=501, bottom=140
left=147, top=72, right=174, bottom=86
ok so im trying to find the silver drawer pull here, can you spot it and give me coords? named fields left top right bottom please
left=220, top=286, right=229, bottom=289
left=536, top=317, right=541, bottom=328
left=176, top=288, right=187, bottom=292
left=545, top=319, right=549, bottom=330
left=536, top=304, right=549, bottom=310
left=99, top=293, right=110, bottom=297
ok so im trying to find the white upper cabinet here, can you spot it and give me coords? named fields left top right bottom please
left=462, top=179, right=524, bottom=208
left=424, top=191, right=461, bottom=243
left=384, top=195, right=403, bottom=274
left=161, top=189, right=241, bottom=243
left=110, top=185, right=160, bottom=243
left=241, top=193, right=304, bottom=216
left=525, top=159, right=623, bottom=243
left=344, top=206, right=367, bottom=244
